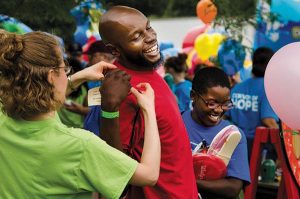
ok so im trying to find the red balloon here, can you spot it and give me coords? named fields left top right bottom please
left=182, top=25, right=209, bottom=49
left=196, top=0, right=218, bottom=24
left=193, top=153, right=227, bottom=180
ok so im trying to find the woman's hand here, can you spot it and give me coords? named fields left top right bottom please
left=130, top=83, right=155, bottom=112
left=66, top=61, right=117, bottom=96
left=81, top=61, right=117, bottom=82
left=129, top=83, right=160, bottom=186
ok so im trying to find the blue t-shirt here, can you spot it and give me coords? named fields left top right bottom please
left=175, top=80, right=192, bottom=112
left=87, top=81, right=101, bottom=90
left=84, top=81, right=102, bottom=135
left=84, top=106, right=101, bottom=136
left=182, top=110, right=250, bottom=184
left=239, top=66, right=252, bottom=82
left=226, top=77, right=278, bottom=138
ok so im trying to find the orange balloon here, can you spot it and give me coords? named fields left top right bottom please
left=196, top=0, right=217, bottom=24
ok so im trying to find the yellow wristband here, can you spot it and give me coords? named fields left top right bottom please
left=101, top=110, right=119, bottom=119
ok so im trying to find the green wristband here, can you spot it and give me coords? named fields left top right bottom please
left=101, top=110, right=119, bottom=119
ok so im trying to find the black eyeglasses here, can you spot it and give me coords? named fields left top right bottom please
left=197, top=93, right=234, bottom=110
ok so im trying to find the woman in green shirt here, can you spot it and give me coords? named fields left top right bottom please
left=0, top=30, right=160, bottom=199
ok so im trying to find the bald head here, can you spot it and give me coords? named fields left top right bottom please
left=99, top=6, right=145, bottom=44
left=98, top=6, right=161, bottom=70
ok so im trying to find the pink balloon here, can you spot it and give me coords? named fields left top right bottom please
left=182, top=24, right=209, bottom=49
left=265, top=42, right=300, bottom=129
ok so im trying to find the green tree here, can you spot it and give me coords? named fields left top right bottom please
left=0, top=0, right=77, bottom=44
left=100, top=0, right=168, bottom=17
left=1, top=0, right=258, bottom=44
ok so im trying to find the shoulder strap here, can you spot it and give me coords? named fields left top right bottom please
left=128, top=108, right=140, bottom=155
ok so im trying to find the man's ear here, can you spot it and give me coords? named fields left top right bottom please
left=105, top=43, right=120, bottom=57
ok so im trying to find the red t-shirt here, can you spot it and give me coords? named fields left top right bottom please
left=116, top=62, right=198, bottom=199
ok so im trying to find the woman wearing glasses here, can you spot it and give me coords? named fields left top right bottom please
left=57, top=58, right=90, bottom=128
left=182, top=67, right=250, bottom=199
left=0, top=30, right=160, bottom=198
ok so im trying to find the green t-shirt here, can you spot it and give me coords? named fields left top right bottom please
left=58, top=85, right=87, bottom=128
left=0, top=112, right=137, bottom=199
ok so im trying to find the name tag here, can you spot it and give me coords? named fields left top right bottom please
left=88, top=86, right=101, bottom=106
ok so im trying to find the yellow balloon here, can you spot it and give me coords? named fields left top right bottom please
left=213, top=33, right=224, bottom=44
left=194, top=34, right=213, bottom=61
left=210, top=33, right=225, bottom=56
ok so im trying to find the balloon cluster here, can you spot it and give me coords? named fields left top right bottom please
left=181, top=1, right=220, bottom=71
left=182, top=28, right=246, bottom=77
left=182, top=25, right=209, bottom=71
left=192, top=0, right=248, bottom=77
left=181, top=25, right=227, bottom=77
left=70, top=0, right=106, bottom=46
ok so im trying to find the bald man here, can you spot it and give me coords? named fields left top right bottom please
left=91, top=6, right=198, bottom=199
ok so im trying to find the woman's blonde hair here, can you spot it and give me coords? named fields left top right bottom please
left=0, top=30, right=63, bottom=119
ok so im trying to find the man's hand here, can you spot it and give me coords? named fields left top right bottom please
left=100, top=69, right=131, bottom=112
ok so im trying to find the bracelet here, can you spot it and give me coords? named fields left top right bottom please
left=101, top=110, right=119, bottom=119
left=67, top=75, right=76, bottom=91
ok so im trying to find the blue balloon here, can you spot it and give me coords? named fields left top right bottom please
left=218, top=39, right=246, bottom=76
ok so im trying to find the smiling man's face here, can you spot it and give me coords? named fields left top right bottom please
left=100, top=6, right=161, bottom=70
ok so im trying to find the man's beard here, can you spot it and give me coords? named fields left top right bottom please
left=126, top=52, right=164, bottom=70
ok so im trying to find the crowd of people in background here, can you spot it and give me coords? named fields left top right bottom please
left=0, top=5, right=281, bottom=199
